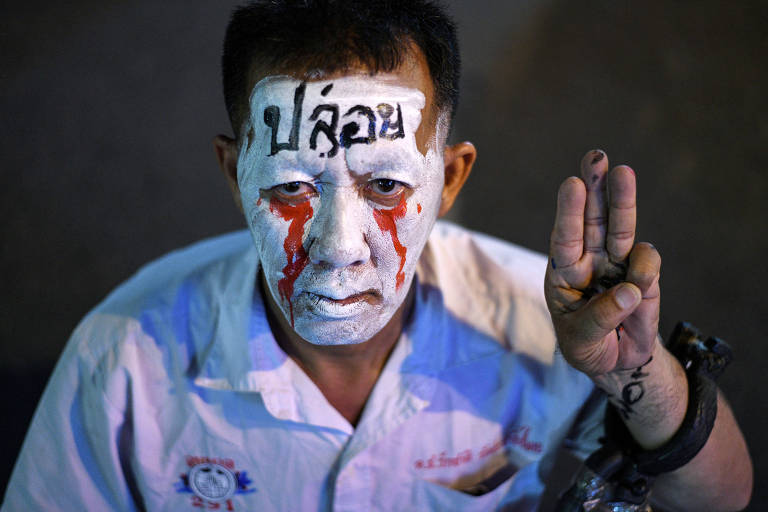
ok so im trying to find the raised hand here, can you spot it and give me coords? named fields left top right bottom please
left=545, top=150, right=661, bottom=377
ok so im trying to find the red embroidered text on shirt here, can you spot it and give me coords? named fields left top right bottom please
left=185, top=455, right=235, bottom=470
left=414, top=425, right=542, bottom=470
left=478, top=425, right=543, bottom=459
left=414, top=449, right=473, bottom=469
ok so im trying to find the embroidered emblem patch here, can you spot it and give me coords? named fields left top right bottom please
left=175, top=456, right=255, bottom=510
left=188, top=463, right=236, bottom=502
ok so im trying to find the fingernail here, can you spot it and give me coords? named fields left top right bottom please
left=591, top=150, right=605, bottom=165
left=615, top=284, right=640, bottom=309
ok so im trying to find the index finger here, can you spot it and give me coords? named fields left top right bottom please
left=581, top=149, right=610, bottom=254
left=550, top=176, right=586, bottom=268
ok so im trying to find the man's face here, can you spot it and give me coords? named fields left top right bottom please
left=235, top=64, right=446, bottom=346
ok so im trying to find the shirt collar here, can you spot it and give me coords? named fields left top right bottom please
left=191, top=228, right=521, bottom=393
left=191, top=249, right=450, bottom=394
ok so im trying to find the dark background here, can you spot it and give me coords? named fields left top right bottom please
left=2, top=1, right=765, bottom=509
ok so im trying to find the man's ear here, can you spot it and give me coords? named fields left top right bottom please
left=213, top=134, right=243, bottom=214
left=439, top=141, right=477, bottom=217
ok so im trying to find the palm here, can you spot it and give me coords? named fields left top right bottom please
left=544, top=150, right=661, bottom=376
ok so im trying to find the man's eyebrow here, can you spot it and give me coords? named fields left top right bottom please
left=351, top=171, right=374, bottom=185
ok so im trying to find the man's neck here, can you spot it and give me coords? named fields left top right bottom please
left=260, top=273, right=415, bottom=427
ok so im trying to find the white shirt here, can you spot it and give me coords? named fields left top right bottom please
left=3, top=222, right=603, bottom=512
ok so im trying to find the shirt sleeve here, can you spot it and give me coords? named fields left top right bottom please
left=1, top=315, right=140, bottom=511
left=561, top=388, right=607, bottom=461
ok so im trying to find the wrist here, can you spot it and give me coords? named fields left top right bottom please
left=599, top=322, right=733, bottom=478
left=590, top=335, right=664, bottom=392
left=592, top=336, right=689, bottom=449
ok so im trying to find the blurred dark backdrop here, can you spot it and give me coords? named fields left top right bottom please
left=2, top=1, right=766, bottom=509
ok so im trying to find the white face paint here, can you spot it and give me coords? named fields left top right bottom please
left=237, top=75, right=445, bottom=345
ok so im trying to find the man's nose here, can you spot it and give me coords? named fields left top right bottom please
left=308, top=190, right=371, bottom=268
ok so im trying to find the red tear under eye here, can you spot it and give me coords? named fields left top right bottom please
left=270, top=197, right=313, bottom=327
left=373, top=196, right=408, bottom=290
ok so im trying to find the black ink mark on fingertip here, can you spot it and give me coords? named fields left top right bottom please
left=551, top=258, right=557, bottom=269
left=591, top=151, right=604, bottom=165
left=321, top=83, right=333, bottom=96
left=591, top=174, right=599, bottom=184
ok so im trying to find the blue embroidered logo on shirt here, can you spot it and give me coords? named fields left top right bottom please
left=175, top=456, right=255, bottom=510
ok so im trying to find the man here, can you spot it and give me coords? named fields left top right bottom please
left=3, top=1, right=752, bottom=510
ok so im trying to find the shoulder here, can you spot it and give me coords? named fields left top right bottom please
left=96, top=230, right=255, bottom=317
left=417, top=221, right=555, bottom=362
left=63, top=230, right=256, bottom=397
left=412, top=223, right=598, bottom=450
left=424, top=221, right=549, bottom=296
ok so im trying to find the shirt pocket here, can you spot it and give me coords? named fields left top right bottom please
left=412, top=474, right=517, bottom=512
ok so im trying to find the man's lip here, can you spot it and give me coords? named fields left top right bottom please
left=304, top=290, right=381, bottom=305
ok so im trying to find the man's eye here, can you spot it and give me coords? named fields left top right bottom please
left=369, top=179, right=403, bottom=196
left=275, top=182, right=314, bottom=196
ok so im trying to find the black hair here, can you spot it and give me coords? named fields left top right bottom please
left=222, top=0, right=460, bottom=136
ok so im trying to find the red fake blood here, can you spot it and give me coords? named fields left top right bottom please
left=256, top=197, right=262, bottom=206
left=269, top=197, right=313, bottom=326
left=417, top=203, right=422, bottom=214
left=373, top=196, right=408, bottom=290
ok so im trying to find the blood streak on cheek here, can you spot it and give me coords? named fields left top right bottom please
left=269, top=197, right=313, bottom=326
left=372, top=195, right=408, bottom=290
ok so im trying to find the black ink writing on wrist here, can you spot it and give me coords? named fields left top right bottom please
left=608, top=356, right=653, bottom=420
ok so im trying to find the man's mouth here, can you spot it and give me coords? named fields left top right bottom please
left=303, top=290, right=381, bottom=318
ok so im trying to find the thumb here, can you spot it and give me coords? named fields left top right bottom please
left=574, top=283, right=642, bottom=342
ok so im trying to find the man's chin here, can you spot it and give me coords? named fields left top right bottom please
left=296, top=329, right=375, bottom=347
left=289, top=306, right=390, bottom=346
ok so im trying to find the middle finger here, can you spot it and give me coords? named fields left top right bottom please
left=580, top=149, right=610, bottom=254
